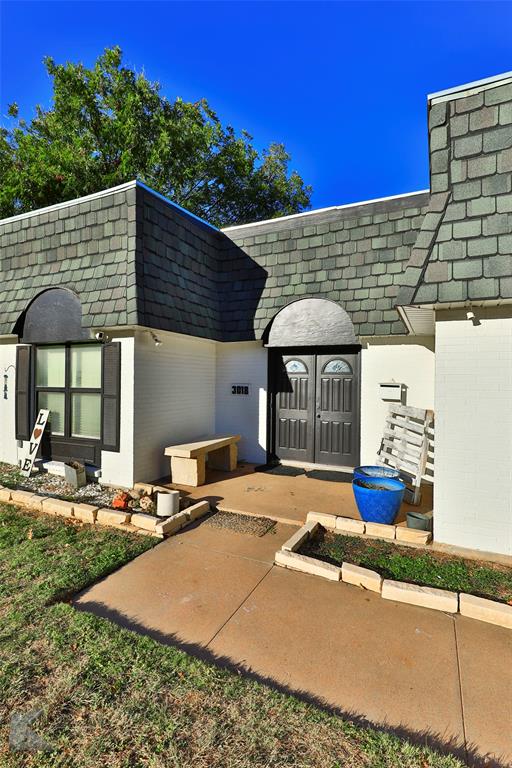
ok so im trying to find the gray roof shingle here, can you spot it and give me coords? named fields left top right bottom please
left=0, top=182, right=429, bottom=341
left=396, top=79, right=512, bottom=308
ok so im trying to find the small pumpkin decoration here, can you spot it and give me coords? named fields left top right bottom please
left=112, top=491, right=131, bottom=510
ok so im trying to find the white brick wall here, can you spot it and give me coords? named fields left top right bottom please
left=360, top=338, right=435, bottom=465
left=0, top=341, right=21, bottom=466
left=133, top=329, right=216, bottom=483
left=434, top=310, right=512, bottom=556
left=101, top=334, right=135, bottom=488
left=215, top=341, right=267, bottom=463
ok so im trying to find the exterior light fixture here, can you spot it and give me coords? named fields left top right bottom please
left=150, top=332, right=162, bottom=347
left=466, top=310, right=480, bottom=326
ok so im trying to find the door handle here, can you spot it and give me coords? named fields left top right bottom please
left=316, top=414, right=321, bottom=419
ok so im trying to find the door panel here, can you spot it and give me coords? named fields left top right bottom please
left=275, top=355, right=315, bottom=462
left=273, top=350, right=360, bottom=468
left=315, top=353, right=359, bottom=467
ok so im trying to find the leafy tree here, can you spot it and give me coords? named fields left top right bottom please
left=0, top=47, right=311, bottom=226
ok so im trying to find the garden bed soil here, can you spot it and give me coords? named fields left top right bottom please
left=300, top=529, right=512, bottom=604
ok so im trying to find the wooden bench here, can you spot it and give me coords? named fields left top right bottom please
left=164, top=435, right=241, bottom=487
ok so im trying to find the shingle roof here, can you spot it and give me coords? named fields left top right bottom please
left=396, top=79, right=512, bottom=308
left=222, top=192, right=429, bottom=340
left=0, top=184, right=136, bottom=334
left=3, top=74, right=512, bottom=340
left=0, top=182, right=429, bottom=341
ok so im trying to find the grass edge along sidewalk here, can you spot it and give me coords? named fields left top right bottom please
left=0, top=502, right=466, bottom=768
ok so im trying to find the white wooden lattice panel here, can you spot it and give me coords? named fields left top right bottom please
left=377, top=403, right=434, bottom=505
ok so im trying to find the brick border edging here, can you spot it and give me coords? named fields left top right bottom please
left=0, top=486, right=210, bottom=539
left=275, top=521, right=512, bottom=631
left=307, top=511, right=433, bottom=546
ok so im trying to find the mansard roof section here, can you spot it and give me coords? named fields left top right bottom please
left=222, top=190, right=430, bottom=340
left=0, top=182, right=138, bottom=336
left=396, top=73, right=512, bottom=310
left=0, top=180, right=226, bottom=340
left=134, top=183, right=225, bottom=340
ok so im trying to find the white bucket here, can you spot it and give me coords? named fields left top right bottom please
left=157, top=490, right=180, bottom=517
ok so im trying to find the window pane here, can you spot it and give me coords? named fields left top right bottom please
left=71, top=345, right=102, bottom=388
left=323, top=359, right=352, bottom=374
left=36, top=346, right=66, bottom=387
left=71, top=393, right=101, bottom=439
left=38, top=392, right=65, bottom=435
left=285, top=359, right=308, bottom=374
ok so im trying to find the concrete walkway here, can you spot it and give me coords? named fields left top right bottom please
left=75, top=521, right=512, bottom=768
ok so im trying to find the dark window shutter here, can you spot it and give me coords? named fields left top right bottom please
left=101, top=342, right=121, bottom=452
left=15, top=345, right=33, bottom=441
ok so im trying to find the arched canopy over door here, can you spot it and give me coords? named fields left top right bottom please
left=266, top=298, right=357, bottom=347
left=15, top=288, right=90, bottom=344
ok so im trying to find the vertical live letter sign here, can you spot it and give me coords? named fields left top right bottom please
left=19, top=409, right=49, bottom=477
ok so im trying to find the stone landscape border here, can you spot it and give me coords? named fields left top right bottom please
left=307, top=511, right=433, bottom=545
left=0, top=485, right=210, bottom=539
left=275, top=518, right=512, bottom=631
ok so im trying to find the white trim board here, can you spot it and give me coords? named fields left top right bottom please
left=0, top=180, right=137, bottom=226
left=0, top=179, right=218, bottom=233
left=222, top=189, right=430, bottom=232
left=429, top=71, right=512, bottom=105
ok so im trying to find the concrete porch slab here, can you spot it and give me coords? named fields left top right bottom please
left=161, top=463, right=433, bottom=527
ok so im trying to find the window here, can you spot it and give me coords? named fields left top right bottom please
left=285, top=359, right=308, bottom=374
left=70, top=345, right=101, bottom=438
left=323, top=359, right=352, bottom=374
left=35, top=344, right=102, bottom=441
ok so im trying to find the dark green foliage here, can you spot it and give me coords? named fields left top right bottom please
left=0, top=47, right=311, bottom=226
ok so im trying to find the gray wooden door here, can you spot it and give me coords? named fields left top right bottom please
left=276, top=354, right=315, bottom=462
left=275, top=351, right=360, bottom=467
left=315, top=353, right=360, bottom=467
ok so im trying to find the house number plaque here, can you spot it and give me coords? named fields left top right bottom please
left=231, top=384, right=251, bottom=395
left=19, top=409, right=49, bottom=477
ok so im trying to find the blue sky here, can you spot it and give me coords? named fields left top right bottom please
left=1, top=1, right=511, bottom=210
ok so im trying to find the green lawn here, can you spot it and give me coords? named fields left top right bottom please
left=301, top=530, right=512, bottom=603
left=0, top=504, right=466, bottom=768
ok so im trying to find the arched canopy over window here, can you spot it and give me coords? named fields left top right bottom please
left=266, top=298, right=357, bottom=347
left=285, top=359, right=308, bottom=374
left=15, top=288, right=90, bottom=344
left=323, top=359, right=352, bottom=374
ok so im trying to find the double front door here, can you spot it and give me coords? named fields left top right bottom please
left=274, top=350, right=360, bottom=468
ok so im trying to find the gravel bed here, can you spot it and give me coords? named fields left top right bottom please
left=0, top=462, right=118, bottom=508
left=205, top=510, right=276, bottom=537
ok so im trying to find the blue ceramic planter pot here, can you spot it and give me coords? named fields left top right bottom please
left=352, top=477, right=405, bottom=525
left=353, top=465, right=400, bottom=482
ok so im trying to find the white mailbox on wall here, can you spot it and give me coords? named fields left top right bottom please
left=379, top=381, right=404, bottom=402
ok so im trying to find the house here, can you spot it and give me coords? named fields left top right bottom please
left=0, top=71, right=511, bottom=557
